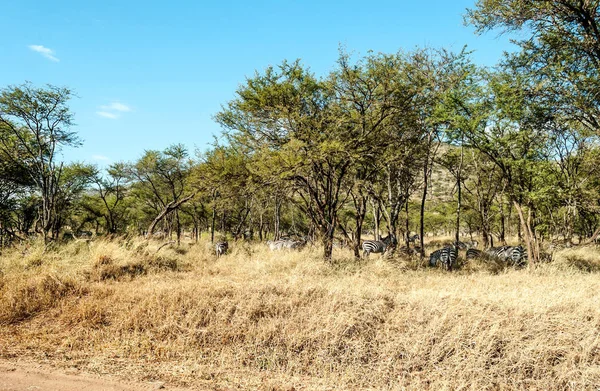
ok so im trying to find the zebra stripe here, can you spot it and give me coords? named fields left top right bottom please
left=215, top=241, right=228, bottom=257
left=485, top=245, right=527, bottom=265
left=429, top=249, right=442, bottom=267
left=466, top=248, right=482, bottom=259
left=362, top=234, right=397, bottom=258
left=485, top=246, right=511, bottom=261
left=430, top=245, right=457, bottom=270
left=440, top=245, right=458, bottom=271
left=507, top=245, right=527, bottom=266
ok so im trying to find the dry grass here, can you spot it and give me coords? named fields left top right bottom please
left=552, top=246, right=600, bottom=272
left=1, top=238, right=600, bottom=390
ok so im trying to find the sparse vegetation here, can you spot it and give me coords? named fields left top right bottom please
left=2, top=238, right=600, bottom=390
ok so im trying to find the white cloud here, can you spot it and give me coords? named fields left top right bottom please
left=28, top=45, right=59, bottom=62
left=97, top=101, right=132, bottom=119
left=92, top=155, right=110, bottom=161
left=100, top=102, right=132, bottom=112
left=96, top=111, right=119, bottom=119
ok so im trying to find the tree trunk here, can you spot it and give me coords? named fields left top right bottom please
left=211, top=207, right=216, bottom=243
left=176, top=210, right=181, bottom=245
left=419, top=155, right=430, bottom=257
left=274, top=198, right=282, bottom=240
left=351, top=194, right=368, bottom=260
left=372, top=201, right=380, bottom=241
left=513, top=201, right=539, bottom=265
left=322, top=224, right=335, bottom=262
left=405, top=199, right=410, bottom=249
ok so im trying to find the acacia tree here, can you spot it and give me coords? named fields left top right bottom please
left=332, top=51, right=414, bottom=258
left=216, top=60, right=355, bottom=261
left=467, top=0, right=600, bottom=134
left=397, top=48, right=475, bottom=254
left=0, top=83, right=79, bottom=242
left=126, top=144, right=196, bottom=242
left=0, top=144, right=35, bottom=246
left=461, top=67, right=551, bottom=263
left=462, top=149, right=504, bottom=248
left=80, top=163, right=131, bottom=235
left=197, top=145, right=255, bottom=241
left=51, top=162, right=96, bottom=238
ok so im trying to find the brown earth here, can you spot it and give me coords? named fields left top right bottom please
left=0, top=360, right=187, bottom=391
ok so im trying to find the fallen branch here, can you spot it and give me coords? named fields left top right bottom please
left=156, top=241, right=175, bottom=254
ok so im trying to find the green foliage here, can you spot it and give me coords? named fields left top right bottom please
left=4, top=37, right=600, bottom=256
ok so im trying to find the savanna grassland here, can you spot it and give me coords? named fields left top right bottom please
left=1, top=238, right=600, bottom=390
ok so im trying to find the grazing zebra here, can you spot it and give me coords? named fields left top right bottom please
left=464, top=240, right=479, bottom=249
left=268, top=238, right=305, bottom=251
left=485, top=245, right=527, bottom=265
left=430, top=245, right=458, bottom=270
left=362, top=234, right=397, bottom=258
left=440, top=245, right=458, bottom=271
left=215, top=241, right=228, bottom=257
left=429, top=249, right=442, bottom=267
left=507, top=245, right=527, bottom=266
left=466, top=248, right=482, bottom=259
left=485, top=246, right=512, bottom=261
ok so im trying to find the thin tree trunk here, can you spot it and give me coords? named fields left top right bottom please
left=420, top=154, right=430, bottom=257
left=405, top=198, right=410, bottom=249
left=274, top=198, right=281, bottom=240
left=176, top=210, right=181, bottom=245
left=514, top=201, right=539, bottom=266
left=372, top=201, right=380, bottom=241
left=322, top=224, right=335, bottom=262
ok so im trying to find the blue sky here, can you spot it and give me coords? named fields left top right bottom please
left=1, top=0, right=515, bottom=167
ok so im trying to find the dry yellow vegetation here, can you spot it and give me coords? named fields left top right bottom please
left=1, top=238, right=600, bottom=390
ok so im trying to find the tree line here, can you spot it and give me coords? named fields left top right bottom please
left=2, top=0, right=600, bottom=264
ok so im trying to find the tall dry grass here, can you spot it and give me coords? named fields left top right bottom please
left=1, top=237, right=600, bottom=390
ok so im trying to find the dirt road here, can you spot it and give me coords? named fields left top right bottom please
left=0, top=360, right=184, bottom=391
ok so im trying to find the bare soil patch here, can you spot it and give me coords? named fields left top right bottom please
left=0, top=360, right=185, bottom=391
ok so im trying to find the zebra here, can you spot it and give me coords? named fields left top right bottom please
left=485, top=246, right=527, bottom=265
left=466, top=248, right=482, bottom=259
left=464, top=240, right=479, bottom=249
left=362, top=234, right=397, bottom=258
left=408, top=234, right=420, bottom=243
left=268, top=239, right=305, bottom=251
left=289, top=239, right=307, bottom=249
left=429, top=248, right=442, bottom=267
left=485, top=246, right=512, bottom=261
left=430, top=245, right=458, bottom=270
left=507, top=245, right=527, bottom=266
left=215, top=241, right=228, bottom=257
left=440, top=245, right=458, bottom=271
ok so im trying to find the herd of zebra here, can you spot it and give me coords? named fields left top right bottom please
left=429, top=243, right=528, bottom=270
left=213, top=235, right=528, bottom=270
